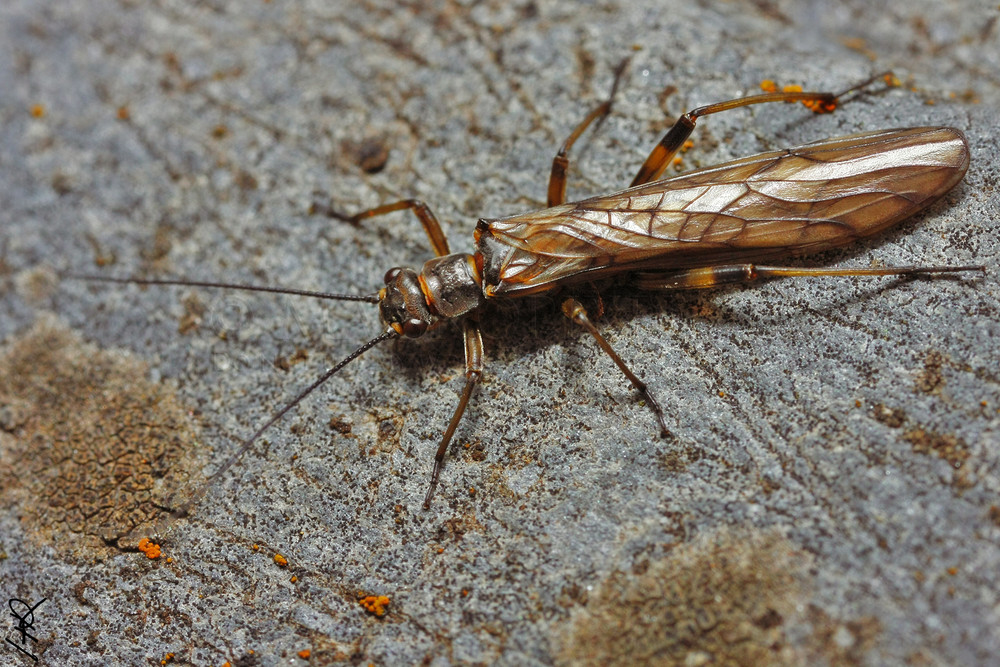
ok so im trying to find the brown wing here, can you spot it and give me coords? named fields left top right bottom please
left=479, top=127, right=969, bottom=297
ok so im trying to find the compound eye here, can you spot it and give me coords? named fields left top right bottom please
left=383, top=267, right=402, bottom=285
left=402, top=318, right=428, bottom=338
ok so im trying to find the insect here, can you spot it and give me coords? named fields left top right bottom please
left=75, top=64, right=982, bottom=517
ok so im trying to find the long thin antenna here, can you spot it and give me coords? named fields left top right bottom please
left=156, top=327, right=398, bottom=535
left=64, top=273, right=380, bottom=303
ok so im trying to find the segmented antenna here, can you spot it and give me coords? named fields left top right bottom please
left=65, top=274, right=380, bottom=303
left=158, top=327, right=397, bottom=536
left=64, top=272, right=393, bottom=536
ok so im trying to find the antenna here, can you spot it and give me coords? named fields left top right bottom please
left=64, top=272, right=395, bottom=535
left=157, top=328, right=398, bottom=536
left=64, top=274, right=380, bottom=303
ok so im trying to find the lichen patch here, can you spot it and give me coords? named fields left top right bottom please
left=557, top=528, right=811, bottom=666
left=0, top=318, right=197, bottom=555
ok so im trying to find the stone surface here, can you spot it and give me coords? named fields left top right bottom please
left=1, top=1, right=998, bottom=665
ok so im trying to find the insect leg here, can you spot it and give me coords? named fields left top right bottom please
left=423, top=316, right=484, bottom=509
left=630, top=73, right=894, bottom=187
left=635, top=264, right=985, bottom=290
left=319, top=198, right=451, bottom=258
left=547, top=58, right=630, bottom=207
left=561, top=298, right=671, bottom=438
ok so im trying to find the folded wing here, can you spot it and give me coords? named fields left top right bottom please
left=482, top=127, right=969, bottom=296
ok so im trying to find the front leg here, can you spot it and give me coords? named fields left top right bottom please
left=317, top=198, right=452, bottom=258
left=423, top=316, right=484, bottom=508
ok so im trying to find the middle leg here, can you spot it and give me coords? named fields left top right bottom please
left=562, top=297, right=671, bottom=438
left=547, top=58, right=630, bottom=207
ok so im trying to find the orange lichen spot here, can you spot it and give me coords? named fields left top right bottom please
left=160, top=653, right=175, bottom=665
left=718, top=391, right=726, bottom=398
left=221, top=663, right=231, bottom=667
left=680, top=139, right=694, bottom=152
left=461, top=589, right=469, bottom=597
left=672, top=156, right=684, bottom=170
left=30, top=104, right=45, bottom=118
left=297, top=649, right=311, bottom=659
left=165, top=557, right=173, bottom=564
left=437, top=547, right=444, bottom=554
left=274, top=553, right=288, bottom=567
left=925, top=98, right=936, bottom=105
left=805, top=98, right=837, bottom=114
left=763, top=81, right=839, bottom=113
left=212, top=124, right=229, bottom=139
left=137, top=537, right=162, bottom=559
left=116, top=106, right=130, bottom=120
left=947, top=566, right=958, bottom=575
left=290, top=575, right=298, bottom=583
left=359, top=594, right=390, bottom=617
left=796, top=87, right=838, bottom=113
